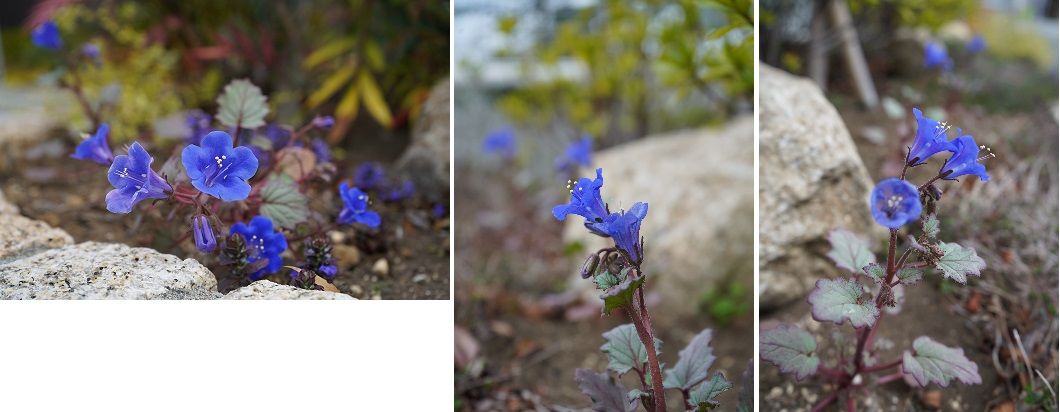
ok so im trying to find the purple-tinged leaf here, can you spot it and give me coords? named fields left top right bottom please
left=826, top=229, right=877, bottom=273
left=574, top=369, right=637, bottom=412
left=600, top=324, right=661, bottom=377
left=896, top=267, right=923, bottom=285
left=922, top=214, right=940, bottom=238
left=901, top=336, right=982, bottom=387
left=663, top=329, right=716, bottom=390
left=861, top=263, right=885, bottom=283
left=600, top=271, right=645, bottom=316
left=736, top=359, right=753, bottom=412
left=808, top=278, right=879, bottom=328
left=761, top=324, right=819, bottom=380
left=688, top=372, right=731, bottom=411
left=934, top=242, right=985, bottom=284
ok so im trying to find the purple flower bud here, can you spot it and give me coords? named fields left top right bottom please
left=81, top=43, right=101, bottom=60
left=312, top=115, right=335, bottom=129
left=192, top=215, right=217, bottom=253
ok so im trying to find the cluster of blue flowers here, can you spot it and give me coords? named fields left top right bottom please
left=923, top=35, right=987, bottom=72
left=482, top=126, right=593, bottom=175
left=553, top=168, right=649, bottom=264
left=869, top=108, right=992, bottom=229
left=350, top=161, right=416, bottom=204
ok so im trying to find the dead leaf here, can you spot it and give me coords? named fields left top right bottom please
left=455, top=325, right=479, bottom=369
left=314, top=276, right=340, bottom=293
left=275, top=147, right=316, bottom=180
left=919, top=389, right=942, bottom=410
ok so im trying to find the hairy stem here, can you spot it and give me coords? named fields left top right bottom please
left=855, top=229, right=898, bottom=373
left=626, top=293, right=666, bottom=412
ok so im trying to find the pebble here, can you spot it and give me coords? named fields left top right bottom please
left=372, top=258, right=389, bottom=276
left=328, top=230, right=346, bottom=244
left=348, top=285, right=363, bottom=296
left=412, top=274, right=428, bottom=283
left=333, top=244, right=361, bottom=268
left=371, top=294, right=382, bottom=300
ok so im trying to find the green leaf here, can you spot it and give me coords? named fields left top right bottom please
left=902, top=336, right=981, bottom=387
left=307, top=64, right=357, bottom=109
left=594, top=271, right=620, bottom=290
left=358, top=71, right=392, bottom=127
left=216, top=79, right=269, bottom=129
left=808, top=278, right=879, bottom=328
left=688, top=373, right=732, bottom=411
left=574, top=369, right=636, bottom=412
left=861, top=263, right=885, bottom=284
left=826, top=229, right=877, bottom=273
left=896, top=267, right=923, bottom=285
left=934, top=242, right=985, bottom=284
left=600, top=271, right=645, bottom=316
left=923, top=214, right=940, bottom=238
left=600, top=324, right=661, bottom=377
left=663, top=329, right=716, bottom=390
left=302, top=38, right=356, bottom=70
left=259, top=174, right=309, bottom=230
left=760, top=324, right=819, bottom=380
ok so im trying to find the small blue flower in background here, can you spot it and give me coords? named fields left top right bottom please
left=310, top=138, right=331, bottom=164
left=923, top=40, right=952, bottom=71
left=31, top=21, right=62, bottom=50
left=192, top=215, right=217, bottom=253
left=181, top=131, right=258, bottom=201
left=318, top=264, right=338, bottom=280
left=353, top=162, right=386, bottom=190
left=966, top=35, right=986, bottom=54
left=939, top=135, right=991, bottom=182
left=337, top=183, right=381, bottom=228
left=71, top=122, right=114, bottom=165
left=264, top=124, right=292, bottom=148
left=555, top=135, right=593, bottom=173
left=383, top=179, right=416, bottom=202
left=906, top=108, right=957, bottom=166
left=81, top=43, right=101, bottom=61
left=432, top=203, right=447, bottom=219
left=184, top=110, right=212, bottom=145
left=105, top=142, right=172, bottom=214
left=312, top=115, right=335, bottom=129
left=869, top=178, right=923, bottom=229
left=482, top=126, right=517, bottom=160
left=604, top=202, right=649, bottom=263
left=552, top=168, right=610, bottom=236
left=230, top=216, right=288, bottom=280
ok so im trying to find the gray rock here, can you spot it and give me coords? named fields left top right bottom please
left=564, top=117, right=754, bottom=318
left=0, top=87, right=76, bottom=173
left=223, top=280, right=354, bottom=300
left=0, top=213, right=73, bottom=263
left=396, top=78, right=450, bottom=199
left=0, top=188, right=18, bottom=215
left=0, top=242, right=220, bottom=299
left=759, top=65, right=884, bottom=310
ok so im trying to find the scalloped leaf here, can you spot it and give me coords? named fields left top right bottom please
left=688, top=372, right=732, bottom=411
left=901, top=336, right=981, bottom=387
left=923, top=214, right=940, bottom=238
left=761, top=324, right=819, bottom=380
left=663, top=329, right=716, bottom=390
left=600, top=324, right=661, bottom=377
left=259, top=174, right=309, bottom=230
left=896, top=267, right=923, bottom=285
left=934, top=242, right=985, bottom=284
left=574, top=369, right=637, bottom=412
left=736, top=359, right=753, bottom=412
left=808, top=278, right=879, bottom=328
left=600, top=272, right=645, bottom=316
left=861, top=263, right=885, bottom=283
left=826, top=229, right=877, bottom=273
left=216, top=79, right=269, bottom=129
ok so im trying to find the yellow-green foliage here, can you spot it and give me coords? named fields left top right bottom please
left=850, top=0, right=977, bottom=30
left=55, top=4, right=184, bottom=140
left=497, top=0, right=753, bottom=138
left=978, top=12, right=1053, bottom=68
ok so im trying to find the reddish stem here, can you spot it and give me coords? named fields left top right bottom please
left=861, top=358, right=902, bottom=374
left=625, top=298, right=666, bottom=412
left=811, top=391, right=839, bottom=412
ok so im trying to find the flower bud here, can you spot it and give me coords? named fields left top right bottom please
left=580, top=253, right=600, bottom=279
left=192, top=215, right=217, bottom=253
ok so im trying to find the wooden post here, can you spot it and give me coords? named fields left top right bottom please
left=827, top=0, right=878, bottom=108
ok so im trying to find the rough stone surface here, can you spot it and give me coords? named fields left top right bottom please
left=0, top=213, right=73, bottom=263
left=0, top=242, right=221, bottom=299
left=0, top=188, right=18, bottom=215
left=564, top=117, right=754, bottom=318
left=397, top=78, right=450, bottom=199
left=759, top=65, right=885, bottom=310
left=223, top=280, right=354, bottom=300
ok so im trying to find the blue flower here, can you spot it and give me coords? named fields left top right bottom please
left=230, top=216, right=288, bottom=280
left=310, top=138, right=331, bottom=164
left=383, top=180, right=416, bottom=202
left=555, top=135, right=593, bottom=173
left=906, top=108, right=957, bottom=166
left=337, top=183, right=381, bottom=228
left=552, top=168, right=610, bottom=236
left=318, top=264, right=338, bottom=280
left=264, top=124, right=292, bottom=148
left=192, top=215, right=217, bottom=253
left=432, top=203, right=447, bottom=219
left=353, top=162, right=386, bottom=190
left=31, top=21, right=61, bottom=50
left=105, top=142, right=172, bottom=214
left=72, top=123, right=114, bottom=165
left=924, top=41, right=952, bottom=71
left=939, top=135, right=990, bottom=182
left=181, top=131, right=258, bottom=201
left=81, top=43, right=101, bottom=61
left=966, top=35, right=986, bottom=54
left=604, top=202, right=649, bottom=263
left=184, top=110, right=212, bottom=145
left=482, top=127, right=517, bottom=160
left=869, top=178, right=923, bottom=229
left=312, top=115, right=335, bottom=129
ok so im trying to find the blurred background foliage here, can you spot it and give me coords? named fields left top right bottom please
left=494, top=0, right=752, bottom=144
left=2, top=0, right=449, bottom=142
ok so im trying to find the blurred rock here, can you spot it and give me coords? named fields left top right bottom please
left=0, top=87, right=76, bottom=173
left=396, top=78, right=450, bottom=200
left=333, top=244, right=361, bottom=268
left=0, top=188, right=19, bottom=215
left=759, top=65, right=884, bottom=310
left=0, top=242, right=220, bottom=299
left=0, top=213, right=73, bottom=263
left=563, top=117, right=754, bottom=319
left=222, top=280, right=354, bottom=300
